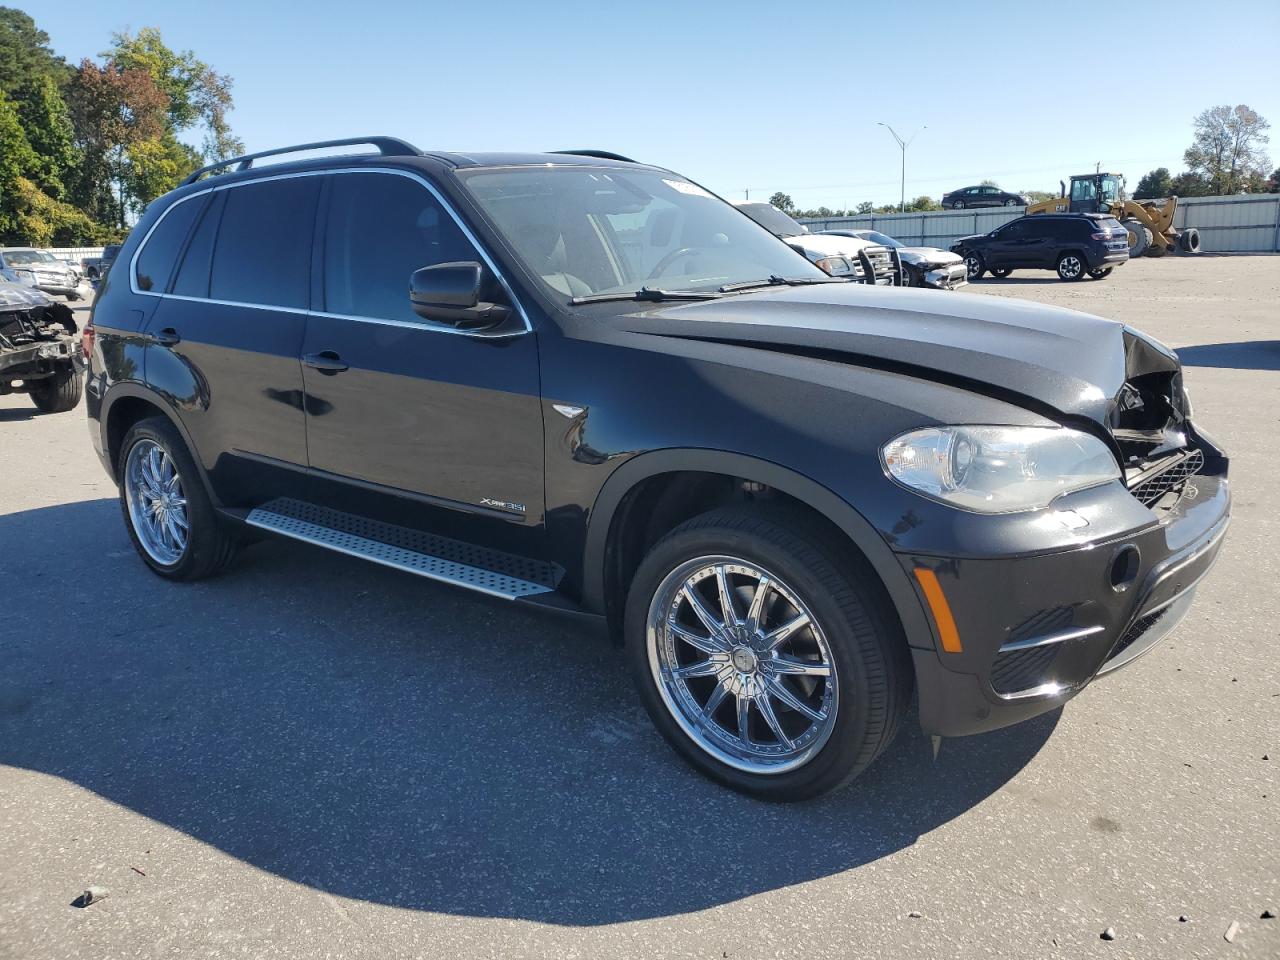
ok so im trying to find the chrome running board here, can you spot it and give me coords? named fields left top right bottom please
left=246, top=497, right=557, bottom=600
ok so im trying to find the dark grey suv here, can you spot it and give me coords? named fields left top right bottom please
left=83, top=137, right=1229, bottom=800
left=953, top=214, right=1130, bottom=282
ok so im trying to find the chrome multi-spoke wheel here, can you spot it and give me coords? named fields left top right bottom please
left=646, top=556, right=839, bottom=774
left=124, top=438, right=189, bottom=566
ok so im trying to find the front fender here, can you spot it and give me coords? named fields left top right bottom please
left=581, top=448, right=934, bottom=652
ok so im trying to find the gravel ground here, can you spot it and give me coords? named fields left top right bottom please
left=1, top=256, right=1276, bottom=959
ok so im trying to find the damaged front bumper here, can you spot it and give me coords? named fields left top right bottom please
left=921, top=262, right=968, bottom=290
left=901, top=427, right=1230, bottom=737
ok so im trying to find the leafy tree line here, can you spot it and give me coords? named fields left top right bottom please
left=0, top=7, right=241, bottom=245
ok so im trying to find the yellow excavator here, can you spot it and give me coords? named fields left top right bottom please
left=1025, top=172, right=1200, bottom=257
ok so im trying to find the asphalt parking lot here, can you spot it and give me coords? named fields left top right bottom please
left=1, top=257, right=1276, bottom=959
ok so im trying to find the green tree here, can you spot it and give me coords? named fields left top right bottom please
left=1169, top=171, right=1210, bottom=197
left=0, top=90, right=103, bottom=244
left=108, top=27, right=243, bottom=159
left=1133, top=167, right=1172, bottom=199
left=1183, top=104, right=1271, bottom=195
left=0, top=6, right=67, bottom=95
left=768, top=192, right=794, bottom=212
left=1022, top=190, right=1057, bottom=204
left=855, top=201, right=873, bottom=214
left=905, top=195, right=940, bottom=212
left=1268, top=167, right=1280, bottom=192
left=13, top=73, right=76, bottom=197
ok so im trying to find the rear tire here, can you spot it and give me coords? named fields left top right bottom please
left=990, top=267, right=1012, bottom=278
left=951, top=200, right=965, bottom=210
left=1123, top=218, right=1152, bottom=258
left=28, top=365, right=82, bottom=413
left=1056, top=252, right=1086, bottom=281
left=1088, top=266, right=1114, bottom=280
left=118, top=417, right=241, bottom=581
left=624, top=506, right=911, bottom=801
left=1004, top=198, right=1019, bottom=207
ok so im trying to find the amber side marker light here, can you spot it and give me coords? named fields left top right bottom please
left=913, top=567, right=963, bottom=653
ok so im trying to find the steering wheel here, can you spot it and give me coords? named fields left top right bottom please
left=647, top=246, right=700, bottom=280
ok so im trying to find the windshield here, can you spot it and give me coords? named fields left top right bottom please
left=460, top=168, right=826, bottom=299
left=735, top=202, right=807, bottom=238
left=860, top=231, right=902, bottom=248
left=4, top=250, right=47, bottom=265
left=1100, top=177, right=1121, bottom=202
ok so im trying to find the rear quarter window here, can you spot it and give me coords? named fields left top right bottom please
left=134, top=195, right=208, bottom=292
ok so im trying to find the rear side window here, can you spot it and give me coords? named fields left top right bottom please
left=135, top=195, right=207, bottom=292
left=209, top=177, right=320, bottom=309
left=171, top=191, right=225, bottom=298
left=322, top=172, right=476, bottom=323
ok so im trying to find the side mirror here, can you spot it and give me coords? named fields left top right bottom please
left=409, top=261, right=510, bottom=328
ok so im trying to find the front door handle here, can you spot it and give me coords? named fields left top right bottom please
left=153, top=327, right=181, bottom=346
left=302, top=350, right=348, bottom=374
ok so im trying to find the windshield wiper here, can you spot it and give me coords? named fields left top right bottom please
left=719, top=275, right=849, bottom=292
left=570, top=287, right=723, bottom=305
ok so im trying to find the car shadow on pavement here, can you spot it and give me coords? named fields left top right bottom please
left=1175, top=340, right=1280, bottom=371
left=1, top=498, right=1059, bottom=926
left=0, top=405, right=36, bottom=423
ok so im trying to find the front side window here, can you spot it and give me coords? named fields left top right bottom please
left=1071, top=179, right=1097, bottom=202
left=209, top=177, right=320, bottom=309
left=322, top=172, right=477, bottom=323
left=459, top=167, right=826, bottom=299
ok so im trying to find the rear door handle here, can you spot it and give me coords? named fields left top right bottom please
left=302, top=350, right=348, bottom=374
left=153, top=327, right=181, bottom=346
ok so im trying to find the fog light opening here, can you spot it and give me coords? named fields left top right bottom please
left=1110, top=545, right=1141, bottom=592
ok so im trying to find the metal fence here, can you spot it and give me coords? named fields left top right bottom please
left=799, top=193, right=1280, bottom=253
left=45, top=247, right=106, bottom=264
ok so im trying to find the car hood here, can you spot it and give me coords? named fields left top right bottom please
left=612, top=284, right=1177, bottom=426
left=896, top=247, right=963, bottom=266
left=0, top=279, right=55, bottom=309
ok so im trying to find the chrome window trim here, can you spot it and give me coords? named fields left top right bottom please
left=128, top=166, right=532, bottom=337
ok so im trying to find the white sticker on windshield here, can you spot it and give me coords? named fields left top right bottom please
left=664, top=179, right=715, bottom=199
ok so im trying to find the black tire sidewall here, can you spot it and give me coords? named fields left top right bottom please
left=29, top=366, right=82, bottom=413
left=624, top=509, right=904, bottom=801
left=964, top=252, right=985, bottom=280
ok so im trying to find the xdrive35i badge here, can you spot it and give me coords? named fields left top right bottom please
left=480, top=497, right=527, bottom=515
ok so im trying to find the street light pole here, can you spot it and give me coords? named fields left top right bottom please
left=876, top=122, right=925, bottom=214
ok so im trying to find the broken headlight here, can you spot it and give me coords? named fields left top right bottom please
left=881, top=425, right=1120, bottom=514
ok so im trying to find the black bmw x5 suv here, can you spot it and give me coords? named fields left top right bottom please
left=85, top=138, right=1230, bottom=800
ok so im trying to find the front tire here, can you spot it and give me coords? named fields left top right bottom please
left=118, top=417, right=241, bottom=581
left=963, top=251, right=986, bottom=281
left=1056, top=252, right=1086, bottom=281
left=28, top=366, right=82, bottom=413
left=1123, top=218, right=1151, bottom=258
left=624, top=507, right=910, bottom=801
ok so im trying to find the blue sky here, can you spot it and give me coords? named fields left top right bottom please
left=19, top=0, right=1280, bottom=208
